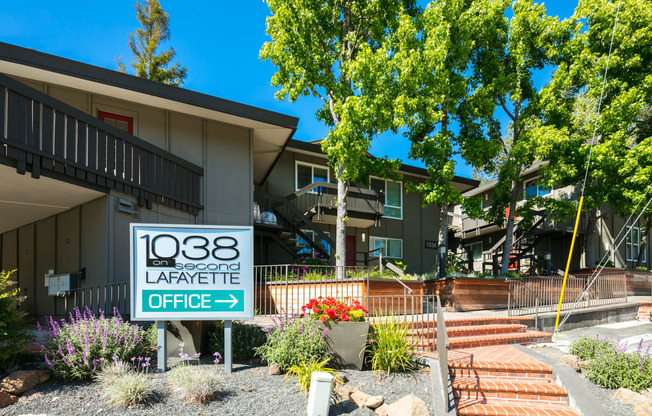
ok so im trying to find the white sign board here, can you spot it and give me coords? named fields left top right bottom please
left=130, top=224, right=253, bottom=321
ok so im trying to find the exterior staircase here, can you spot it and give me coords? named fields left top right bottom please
left=450, top=345, right=580, bottom=416
left=413, top=317, right=552, bottom=351
left=415, top=318, right=580, bottom=416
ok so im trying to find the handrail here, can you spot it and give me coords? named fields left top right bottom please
left=435, top=295, right=452, bottom=412
left=254, top=191, right=335, bottom=250
left=288, top=181, right=380, bottom=200
left=367, top=247, right=411, bottom=294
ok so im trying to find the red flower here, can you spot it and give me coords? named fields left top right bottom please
left=312, top=306, right=320, bottom=314
left=325, top=308, right=337, bottom=319
left=320, top=315, right=328, bottom=322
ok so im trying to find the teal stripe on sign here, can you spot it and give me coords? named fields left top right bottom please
left=142, top=290, right=245, bottom=312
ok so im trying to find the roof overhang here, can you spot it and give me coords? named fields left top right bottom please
left=0, top=43, right=298, bottom=185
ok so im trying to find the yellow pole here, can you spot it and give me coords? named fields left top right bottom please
left=554, top=196, right=584, bottom=333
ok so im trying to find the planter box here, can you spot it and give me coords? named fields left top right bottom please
left=319, top=321, right=369, bottom=370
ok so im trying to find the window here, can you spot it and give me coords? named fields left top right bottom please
left=463, top=242, right=483, bottom=261
left=97, top=110, right=133, bottom=134
left=298, top=230, right=330, bottom=257
left=626, top=226, right=646, bottom=263
left=370, top=177, right=403, bottom=219
left=370, top=237, right=403, bottom=259
left=295, top=162, right=329, bottom=190
left=524, top=179, right=551, bottom=199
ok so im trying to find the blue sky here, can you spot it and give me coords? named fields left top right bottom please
left=0, top=1, right=577, bottom=179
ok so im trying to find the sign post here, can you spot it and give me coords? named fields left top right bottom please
left=130, top=224, right=253, bottom=373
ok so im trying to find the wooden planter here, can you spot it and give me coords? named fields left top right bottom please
left=425, top=277, right=510, bottom=311
left=319, top=321, right=370, bottom=370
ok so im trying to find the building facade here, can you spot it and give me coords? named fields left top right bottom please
left=449, top=162, right=651, bottom=274
left=0, top=43, right=297, bottom=316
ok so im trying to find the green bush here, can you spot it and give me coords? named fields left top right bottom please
left=255, top=315, right=330, bottom=372
left=168, top=365, right=221, bottom=404
left=39, top=307, right=154, bottom=380
left=588, top=341, right=652, bottom=391
left=366, top=316, right=414, bottom=374
left=286, top=358, right=337, bottom=395
left=208, top=321, right=267, bottom=361
left=0, top=270, right=31, bottom=373
left=569, top=335, right=615, bottom=361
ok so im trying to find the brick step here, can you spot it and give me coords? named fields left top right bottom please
left=418, top=330, right=552, bottom=350
left=456, top=398, right=581, bottom=416
left=410, top=324, right=529, bottom=339
left=449, top=356, right=553, bottom=382
left=452, top=377, right=567, bottom=404
left=410, top=317, right=534, bottom=330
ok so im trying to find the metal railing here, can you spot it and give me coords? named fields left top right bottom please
left=61, top=281, right=130, bottom=317
left=254, top=264, right=371, bottom=316
left=508, top=273, right=628, bottom=316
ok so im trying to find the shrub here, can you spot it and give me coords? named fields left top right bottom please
left=255, top=315, right=330, bottom=372
left=103, top=372, right=155, bottom=407
left=39, top=307, right=153, bottom=380
left=569, top=335, right=615, bottom=361
left=286, top=358, right=338, bottom=395
left=208, top=321, right=267, bottom=361
left=582, top=338, right=652, bottom=392
left=301, top=297, right=368, bottom=322
left=0, top=270, right=31, bottom=373
left=366, top=316, right=414, bottom=374
left=168, top=365, right=221, bottom=404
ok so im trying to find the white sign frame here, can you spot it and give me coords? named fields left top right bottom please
left=130, top=224, right=254, bottom=321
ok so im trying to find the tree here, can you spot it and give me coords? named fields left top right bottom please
left=118, top=0, right=187, bottom=86
left=351, top=0, right=507, bottom=276
left=461, top=0, right=567, bottom=274
left=260, top=0, right=417, bottom=277
left=536, top=0, right=652, bottom=268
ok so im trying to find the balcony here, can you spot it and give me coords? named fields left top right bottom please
left=0, top=73, right=203, bottom=215
left=288, top=181, right=384, bottom=229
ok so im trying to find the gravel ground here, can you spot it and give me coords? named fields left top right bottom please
left=529, top=344, right=636, bottom=416
left=2, top=361, right=433, bottom=416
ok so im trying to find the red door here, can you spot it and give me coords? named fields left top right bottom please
left=346, top=235, right=356, bottom=267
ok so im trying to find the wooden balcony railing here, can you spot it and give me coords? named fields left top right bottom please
left=0, top=73, right=203, bottom=214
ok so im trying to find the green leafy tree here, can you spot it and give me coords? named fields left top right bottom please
left=461, top=0, right=568, bottom=274
left=536, top=0, right=652, bottom=268
left=118, top=0, right=187, bottom=86
left=350, top=0, right=507, bottom=276
left=260, top=0, right=417, bottom=276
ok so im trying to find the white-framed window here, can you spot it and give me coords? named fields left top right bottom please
left=370, top=177, right=403, bottom=219
left=524, top=179, right=551, bottom=199
left=463, top=241, right=483, bottom=261
left=295, top=161, right=330, bottom=191
left=298, top=229, right=330, bottom=257
left=370, top=236, right=403, bottom=259
left=626, top=226, right=646, bottom=263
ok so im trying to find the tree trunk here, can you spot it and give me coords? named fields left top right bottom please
left=636, top=216, right=651, bottom=269
left=500, top=178, right=521, bottom=275
left=438, top=204, right=449, bottom=278
left=584, top=208, right=599, bottom=269
left=336, top=164, right=348, bottom=280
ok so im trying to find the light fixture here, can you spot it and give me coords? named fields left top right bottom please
left=361, top=233, right=366, bottom=243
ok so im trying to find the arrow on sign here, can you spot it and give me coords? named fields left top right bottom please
left=215, top=294, right=239, bottom=309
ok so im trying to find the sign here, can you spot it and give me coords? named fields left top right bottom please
left=425, top=240, right=438, bottom=249
left=130, top=224, right=253, bottom=320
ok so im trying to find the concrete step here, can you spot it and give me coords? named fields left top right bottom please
left=452, top=377, right=567, bottom=405
left=456, top=398, right=581, bottom=416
